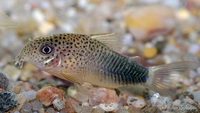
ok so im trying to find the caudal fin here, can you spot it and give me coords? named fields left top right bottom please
left=145, top=61, right=199, bottom=96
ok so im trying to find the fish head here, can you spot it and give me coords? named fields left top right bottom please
left=15, top=36, right=62, bottom=70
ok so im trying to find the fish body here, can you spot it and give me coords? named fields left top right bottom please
left=15, top=33, right=148, bottom=88
left=15, top=33, right=198, bottom=95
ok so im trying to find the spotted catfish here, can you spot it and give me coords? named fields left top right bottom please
left=15, top=33, right=198, bottom=95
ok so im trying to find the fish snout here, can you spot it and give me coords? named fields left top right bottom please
left=14, top=56, right=24, bottom=69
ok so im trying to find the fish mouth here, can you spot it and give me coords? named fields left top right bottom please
left=14, top=55, right=25, bottom=69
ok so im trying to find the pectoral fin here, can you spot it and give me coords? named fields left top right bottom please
left=61, top=70, right=83, bottom=84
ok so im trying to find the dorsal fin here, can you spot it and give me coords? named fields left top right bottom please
left=89, top=33, right=124, bottom=52
left=0, top=12, right=17, bottom=27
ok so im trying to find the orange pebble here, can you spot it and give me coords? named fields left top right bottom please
left=36, top=86, right=64, bottom=106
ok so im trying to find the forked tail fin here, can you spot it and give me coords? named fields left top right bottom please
left=145, top=61, right=199, bottom=96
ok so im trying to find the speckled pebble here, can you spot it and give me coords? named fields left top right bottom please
left=178, top=102, right=198, bottom=112
left=52, top=98, right=65, bottom=110
left=0, top=72, right=9, bottom=90
left=0, top=91, right=18, bottom=112
left=126, top=96, right=146, bottom=109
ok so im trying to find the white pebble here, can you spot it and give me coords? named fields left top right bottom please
left=186, top=86, right=198, bottom=93
left=82, top=102, right=90, bottom=106
left=151, top=93, right=173, bottom=111
left=24, top=90, right=37, bottom=101
left=99, top=102, right=119, bottom=112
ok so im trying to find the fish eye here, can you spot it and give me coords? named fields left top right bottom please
left=40, top=43, right=54, bottom=55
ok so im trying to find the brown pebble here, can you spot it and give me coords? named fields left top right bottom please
left=65, top=96, right=80, bottom=113
left=13, top=86, right=22, bottom=94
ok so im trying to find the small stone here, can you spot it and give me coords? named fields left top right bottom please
left=36, top=86, right=64, bottom=106
left=18, top=82, right=33, bottom=91
left=37, top=79, right=56, bottom=89
left=0, top=88, right=4, bottom=91
left=119, top=91, right=129, bottom=106
left=82, top=102, right=89, bottom=106
left=24, top=90, right=37, bottom=101
left=186, top=86, right=198, bottom=93
left=115, top=107, right=129, bottom=113
left=172, top=100, right=181, bottom=110
left=192, top=90, right=200, bottom=102
left=81, top=106, right=93, bottom=113
left=38, top=108, right=45, bottom=113
left=89, top=88, right=119, bottom=106
left=176, top=92, right=194, bottom=100
left=67, top=86, right=77, bottom=97
left=143, top=47, right=158, bottom=59
left=60, top=109, right=67, bottom=113
left=128, top=105, right=143, bottom=113
left=20, top=70, right=32, bottom=81
left=142, top=106, right=160, bottom=113
left=0, top=72, right=8, bottom=90
left=46, top=107, right=56, bottom=113
left=178, top=102, right=198, bottom=112
left=0, top=91, right=18, bottom=112
left=53, top=98, right=65, bottom=110
left=99, top=102, right=119, bottom=112
left=74, top=92, right=89, bottom=103
left=32, top=101, right=43, bottom=111
left=14, top=93, right=28, bottom=111
left=92, top=106, right=105, bottom=113
left=65, top=97, right=80, bottom=113
left=13, top=86, right=22, bottom=94
left=21, top=103, right=32, bottom=113
left=126, top=96, right=146, bottom=109
left=183, top=96, right=196, bottom=105
left=3, top=65, right=21, bottom=81
left=151, top=93, right=173, bottom=111
left=124, top=5, right=175, bottom=41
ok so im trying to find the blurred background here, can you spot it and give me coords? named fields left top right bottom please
left=0, top=0, right=200, bottom=112
left=1, top=0, right=200, bottom=81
